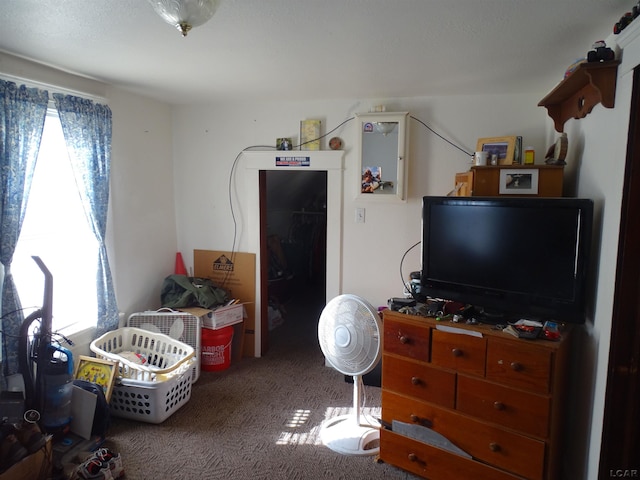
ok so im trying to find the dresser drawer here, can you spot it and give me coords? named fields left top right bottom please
left=382, top=390, right=545, bottom=480
left=486, top=338, right=552, bottom=394
left=457, top=375, right=551, bottom=438
left=383, top=317, right=430, bottom=362
left=382, top=354, right=455, bottom=409
left=380, top=428, right=523, bottom=480
left=431, top=329, right=487, bottom=376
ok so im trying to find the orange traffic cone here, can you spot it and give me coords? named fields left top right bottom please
left=175, top=252, right=188, bottom=275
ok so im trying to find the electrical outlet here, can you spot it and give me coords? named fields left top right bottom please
left=355, top=207, right=365, bottom=223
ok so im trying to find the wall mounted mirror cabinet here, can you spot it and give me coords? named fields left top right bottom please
left=356, top=111, right=409, bottom=202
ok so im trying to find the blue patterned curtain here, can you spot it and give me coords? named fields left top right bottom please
left=53, top=93, right=118, bottom=336
left=0, top=80, right=48, bottom=375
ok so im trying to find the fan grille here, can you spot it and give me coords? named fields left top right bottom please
left=318, top=295, right=381, bottom=376
left=127, top=311, right=201, bottom=383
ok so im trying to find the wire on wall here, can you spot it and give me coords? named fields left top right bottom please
left=224, top=117, right=354, bottom=288
left=399, top=240, right=421, bottom=296
left=223, top=113, right=469, bottom=290
left=292, top=116, right=355, bottom=150
left=410, top=115, right=473, bottom=158
left=224, top=144, right=271, bottom=288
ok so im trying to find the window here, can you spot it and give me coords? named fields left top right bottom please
left=12, top=108, right=99, bottom=335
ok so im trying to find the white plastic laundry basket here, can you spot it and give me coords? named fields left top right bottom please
left=90, top=327, right=195, bottom=423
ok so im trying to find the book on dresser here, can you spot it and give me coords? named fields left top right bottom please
left=378, top=309, right=572, bottom=480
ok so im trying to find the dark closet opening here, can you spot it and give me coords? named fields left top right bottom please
left=262, top=170, right=328, bottom=350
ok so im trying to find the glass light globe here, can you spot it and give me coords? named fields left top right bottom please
left=148, top=0, right=221, bottom=36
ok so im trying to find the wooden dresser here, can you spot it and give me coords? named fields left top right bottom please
left=379, top=310, right=572, bottom=480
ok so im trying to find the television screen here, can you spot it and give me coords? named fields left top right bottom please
left=420, top=196, right=593, bottom=324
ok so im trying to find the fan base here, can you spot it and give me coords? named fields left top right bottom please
left=320, top=414, right=380, bottom=456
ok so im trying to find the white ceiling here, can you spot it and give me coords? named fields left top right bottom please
left=0, top=0, right=630, bottom=105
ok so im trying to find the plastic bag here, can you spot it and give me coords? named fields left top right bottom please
left=160, top=274, right=228, bottom=309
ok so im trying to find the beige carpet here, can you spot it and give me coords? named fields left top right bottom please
left=104, top=290, right=418, bottom=480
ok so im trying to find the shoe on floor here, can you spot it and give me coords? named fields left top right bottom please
left=89, top=448, right=124, bottom=479
left=71, top=458, right=114, bottom=480
left=75, top=448, right=124, bottom=480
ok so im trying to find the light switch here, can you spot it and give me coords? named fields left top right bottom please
left=355, top=207, right=365, bottom=223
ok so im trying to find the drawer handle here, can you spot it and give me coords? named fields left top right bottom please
left=410, top=414, right=433, bottom=428
left=510, top=362, right=523, bottom=371
left=399, top=334, right=410, bottom=344
left=408, top=453, right=426, bottom=466
left=489, top=442, right=501, bottom=452
left=451, top=348, right=463, bottom=357
left=411, top=376, right=422, bottom=386
left=493, top=401, right=505, bottom=411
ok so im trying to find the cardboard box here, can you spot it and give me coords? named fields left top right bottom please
left=0, top=437, right=51, bottom=480
left=193, top=250, right=256, bottom=357
left=179, top=306, right=245, bottom=363
left=180, top=304, right=246, bottom=330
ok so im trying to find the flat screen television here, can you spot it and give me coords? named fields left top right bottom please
left=420, top=196, right=593, bottom=324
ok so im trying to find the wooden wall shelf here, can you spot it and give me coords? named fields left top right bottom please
left=538, top=60, right=620, bottom=132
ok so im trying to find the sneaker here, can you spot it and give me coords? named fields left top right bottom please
left=73, top=458, right=113, bottom=480
left=91, top=448, right=124, bottom=479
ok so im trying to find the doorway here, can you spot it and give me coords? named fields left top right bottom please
left=262, top=170, right=328, bottom=352
left=242, top=149, right=343, bottom=357
left=599, top=65, right=640, bottom=476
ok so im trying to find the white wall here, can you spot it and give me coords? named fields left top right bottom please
left=559, top=26, right=640, bottom=479
left=172, top=94, right=546, bottom=310
left=107, top=86, right=176, bottom=317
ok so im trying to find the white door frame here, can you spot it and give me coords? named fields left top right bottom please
left=242, top=151, right=344, bottom=356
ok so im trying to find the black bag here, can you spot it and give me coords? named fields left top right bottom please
left=160, top=274, right=228, bottom=309
left=72, top=379, right=110, bottom=437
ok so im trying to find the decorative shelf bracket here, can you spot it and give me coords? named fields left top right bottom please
left=538, top=60, right=621, bottom=132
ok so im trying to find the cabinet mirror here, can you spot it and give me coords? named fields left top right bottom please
left=356, top=111, right=408, bottom=202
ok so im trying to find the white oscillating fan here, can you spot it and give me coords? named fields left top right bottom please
left=318, top=294, right=382, bottom=456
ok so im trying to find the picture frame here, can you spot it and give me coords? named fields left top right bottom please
left=476, top=136, right=517, bottom=165
left=73, top=355, right=118, bottom=402
left=276, top=137, right=292, bottom=151
left=300, top=119, right=321, bottom=151
left=499, top=168, right=539, bottom=195
left=361, top=166, right=384, bottom=193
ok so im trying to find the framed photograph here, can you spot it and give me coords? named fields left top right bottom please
left=276, top=137, right=292, bottom=151
left=476, top=136, right=517, bottom=165
left=362, top=166, right=383, bottom=193
left=73, top=355, right=118, bottom=402
left=499, top=168, right=539, bottom=195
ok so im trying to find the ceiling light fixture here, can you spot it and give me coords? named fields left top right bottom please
left=148, top=0, right=220, bottom=37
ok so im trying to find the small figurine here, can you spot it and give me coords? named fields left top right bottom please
left=545, top=133, right=568, bottom=166
left=587, top=40, right=615, bottom=63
